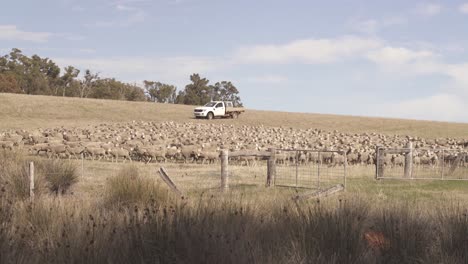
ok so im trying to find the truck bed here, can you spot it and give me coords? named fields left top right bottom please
left=225, top=107, right=245, bottom=113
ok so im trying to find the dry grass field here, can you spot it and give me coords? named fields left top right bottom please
left=1, top=93, right=468, bottom=263
left=1, top=93, right=467, bottom=138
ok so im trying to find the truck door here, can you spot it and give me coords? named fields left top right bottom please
left=214, top=102, right=225, bottom=116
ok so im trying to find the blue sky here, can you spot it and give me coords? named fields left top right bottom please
left=1, top=0, right=468, bottom=122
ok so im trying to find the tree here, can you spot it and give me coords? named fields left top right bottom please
left=0, top=72, right=21, bottom=93
left=144, top=81, right=177, bottom=103
left=88, top=78, right=146, bottom=101
left=60, top=66, right=80, bottom=97
left=0, top=49, right=60, bottom=95
left=210, top=81, right=243, bottom=106
left=79, top=70, right=99, bottom=98
left=179, top=73, right=211, bottom=105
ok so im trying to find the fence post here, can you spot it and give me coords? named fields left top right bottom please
left=317, top=152, right=321, bottom=189
left=343, top=152, right=347, bottom=190
left=375, top=146, right=384, bottom=179
left=29, top=162, right=34, bottom=202
left=220, top=149, right=229, bottom=191
left=295, top=151, right=299, bottom=187
left=266, top=148, right=276, bottom=187
left=81, top=153, right=84, bottom=178
left=440, top=149, right=445, bottom=180
left=404, top=142, right=413, bottom=179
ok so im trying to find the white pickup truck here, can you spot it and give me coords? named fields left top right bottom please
left=194, top=101, right=245, bottom=120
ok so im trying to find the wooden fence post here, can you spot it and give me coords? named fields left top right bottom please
left=220, top=149, right=229, bottom=191
left=29, top=162, right=34, bottom=202
left=375, top=146, right=384, bottom=179
left=404, top=142, right=413, bottom=178
left=343, top=152, right=347, bottom=190
left=81, top=153, right=84, bottom=178
left=266, top=148, right=276, bottom=187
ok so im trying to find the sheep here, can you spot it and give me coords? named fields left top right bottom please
left=66, top=147, right=85, bottom=159
left=145, top=148, right=167, bottom=164
left=331, top=153, right=345, bottom=167
left=5, top=120, right=467, bottom=171
left=392, top=155, right=404, bottom=167
left=29, top=143, right=49, bottom=155
left=198, top=151, right=219, bottom=164
left=165, top=147, right=179, bottom=161
left=0, top=141, right=14, bottom=150
left=179, top=145, right=201, bottom=163
left=47, top=144, right=67, bottom=159
left=109, top=148, right=132, bottom=163
left=83, top=147, right=107, bottom=161
left=240, top=155, right=256, bottom=167
left=346, top=152, right=359, bottom=165
left=276, top=152, right=288, bottom=165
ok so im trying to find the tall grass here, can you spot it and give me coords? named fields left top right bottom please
left=104, top=165, right=170, bottom=206
left=2, top=152, right=468, bottom=263
left=3, top=193, right=468, bottom=263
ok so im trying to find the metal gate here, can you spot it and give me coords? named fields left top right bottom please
left=273, top=149, right=347, bottom=189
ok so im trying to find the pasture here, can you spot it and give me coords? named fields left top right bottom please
left=2, top=93, right=468, bottom=138
left=1, top=93, right=468, bottom=263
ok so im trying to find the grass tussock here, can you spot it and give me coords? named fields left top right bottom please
left=0, top=150, right=44, bottom=199
left=104, top=165, right=170, bottom=206
left=36, top=159, right=79, bottom=195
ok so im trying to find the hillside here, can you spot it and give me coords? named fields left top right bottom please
left=1, top=93, right=467, bottom=139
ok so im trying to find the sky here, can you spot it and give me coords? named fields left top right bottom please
left=1, top=0, right=468, bottom=123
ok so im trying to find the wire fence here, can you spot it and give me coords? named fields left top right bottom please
left=66, top=154, right=269, bottom=194
left=376, top=147, right=468, bottom=180
left=274, top=149, right=346, bottom=190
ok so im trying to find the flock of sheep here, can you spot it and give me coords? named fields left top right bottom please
left=0, top=121, right=467, bottom=168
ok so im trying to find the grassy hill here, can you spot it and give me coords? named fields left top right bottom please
left=1, top=93, right=467, bottom=139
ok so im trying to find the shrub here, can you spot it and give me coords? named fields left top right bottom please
left=104, top=165, right=169, bottom=206
left=36, top=159, right=79, bottom=195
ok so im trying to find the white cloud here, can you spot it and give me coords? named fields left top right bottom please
left=416, top=3, right=442, bottom=16
left=446, top=63, right=468, bottom=86
left=0, top=25, right=52, bottom=43
left=367, top=47, right=436, bottom=66
left=459, top=3, right=468, bottom=14
left=235, top=36, right=382, bottom=64
left=379, top=94, right=467, bottom=122
left=367, top=46, right=468, bottom=87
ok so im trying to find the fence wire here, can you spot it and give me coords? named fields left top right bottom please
left=376, top=147, right=468, bottom=180
left=274, top=150, right=346, bottom=190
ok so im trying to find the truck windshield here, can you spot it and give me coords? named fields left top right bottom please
left=204, top=102, right=217, bottom=107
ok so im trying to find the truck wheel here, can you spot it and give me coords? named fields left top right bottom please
left=207, top=112, right=214, bottom=120
left=231, top=112, right=238, bottom=119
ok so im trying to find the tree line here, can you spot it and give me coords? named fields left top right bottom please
left=0, top=48, right=243, bottom=106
